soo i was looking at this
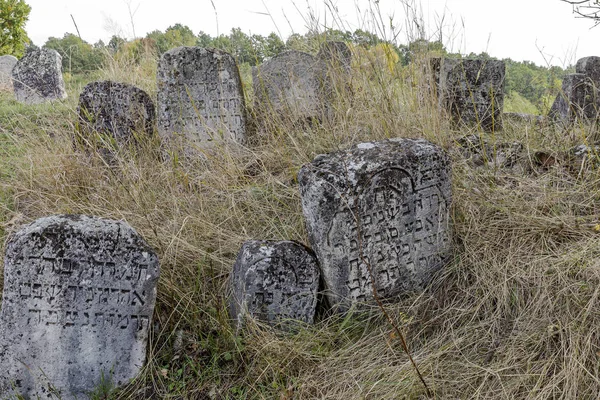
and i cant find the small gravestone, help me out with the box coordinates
[439,58,505,132]
[298,139,452,312]
[253,50,331,123]
[229,240,320,328]
[548,73,594,124]
[0,55,17,92]
[12,47,67,104]
[0,215,159,399]
[318,41,352,73]
[157,47,246,148]
[78,80,156,145]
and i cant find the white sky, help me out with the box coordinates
[24,0,598,67]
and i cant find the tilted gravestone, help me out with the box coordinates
[253,50,331,123]
[318,41,352,74]
[0,55,17,92]
[157,47,246,148]
[298,139,452,313]
[439,58,505,132]
[78,80,156,145]
[12,47,67,104]
[548,73,594,124]
[0,215,159,399]
[229,240,320,329]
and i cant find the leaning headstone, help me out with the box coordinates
[12,47,67,104]
[253,50,331,124]
[229,240,320,329]
[0,215,159,399]
[78,80,156,145]
[318,41,352,73]
[298,139,452,313]
[548,73,594,124]
[0,55,17,92]
[439,58,505,132]
[157,47,246,148]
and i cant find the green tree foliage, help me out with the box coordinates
[0,0,31,57]
[146,23,196,54]
[44,33,105,73]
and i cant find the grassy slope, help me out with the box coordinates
[1,49,600,400]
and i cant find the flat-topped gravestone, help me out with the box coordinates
[12,47,67,104]
[0,55,17,92]
[0,215,159,399]
[157,47,246,148]
[253,50,331,123]
[318,41,352,73]
[298,139,452,313]
[439,58,505,132]
[78,80,156,145]
[548,73,594,124]
[229,240,320,329]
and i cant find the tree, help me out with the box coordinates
[561,0,600,26]
[44,33,105,73]
[0,0,31,57]
[145,24,196,54]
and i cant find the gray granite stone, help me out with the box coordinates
[253,50,331,123]
[78,80,156,145]
[439,58,505,132]
[157,47,246,148]
[548,73,595,124]
[0,55,17,93]
[229,240,320,329]
[12,47,67,104]
[576,56,600,85]
[318,41,352,73]
[0,215,159,399]
[298,139,452,313]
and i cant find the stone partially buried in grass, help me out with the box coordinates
[78,80,156,147]
[298,138,452,313]
[229,240,320,329]
[0,215,160,399]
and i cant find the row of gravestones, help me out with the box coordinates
[0,137,451,399]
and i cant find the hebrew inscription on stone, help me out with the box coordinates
[157,46,246,148]
[0,215,159,399]
[298,139,452,312]
[229,240,320,329]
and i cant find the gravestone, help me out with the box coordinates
[318,41,352,73]
[253,50,331,123]
[229,240,320,329]
[298,139,452,313]
[576,56,600,121]
[12,47,67,104]
[548,73,594,124]
[439,58,505,132]
[0,215,159,399]
[0,55,17,92]
[78,80,156,145]
[157,47,246,148]
[576,56,600,85]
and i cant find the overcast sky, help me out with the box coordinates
[24,0,598,67]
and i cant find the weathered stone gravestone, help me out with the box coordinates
[78,80,156,146]
[576,56,600,85]
[439,58,505,132]
[548,73,595,124]
[12,47,67,104]
[0,215,159,399]
[229,240,320,329]
[298,139,452,313]
[318,41,352,74]
[0,55,17,92]
[157,47,246,148]
[575,56,600,121]
[253,50,331,123]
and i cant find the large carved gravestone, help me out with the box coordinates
[157,47,246,148]
[548,73,594,124]
[0,55,17,92]
[439,58,505,132]
[253,50,331,123]
[78,80,156,145]
[12,47,67,104]
[298,139,452,312]
[0,215,159,399]
[229,240,320,329]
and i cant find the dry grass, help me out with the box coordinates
[2,14,600,400]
